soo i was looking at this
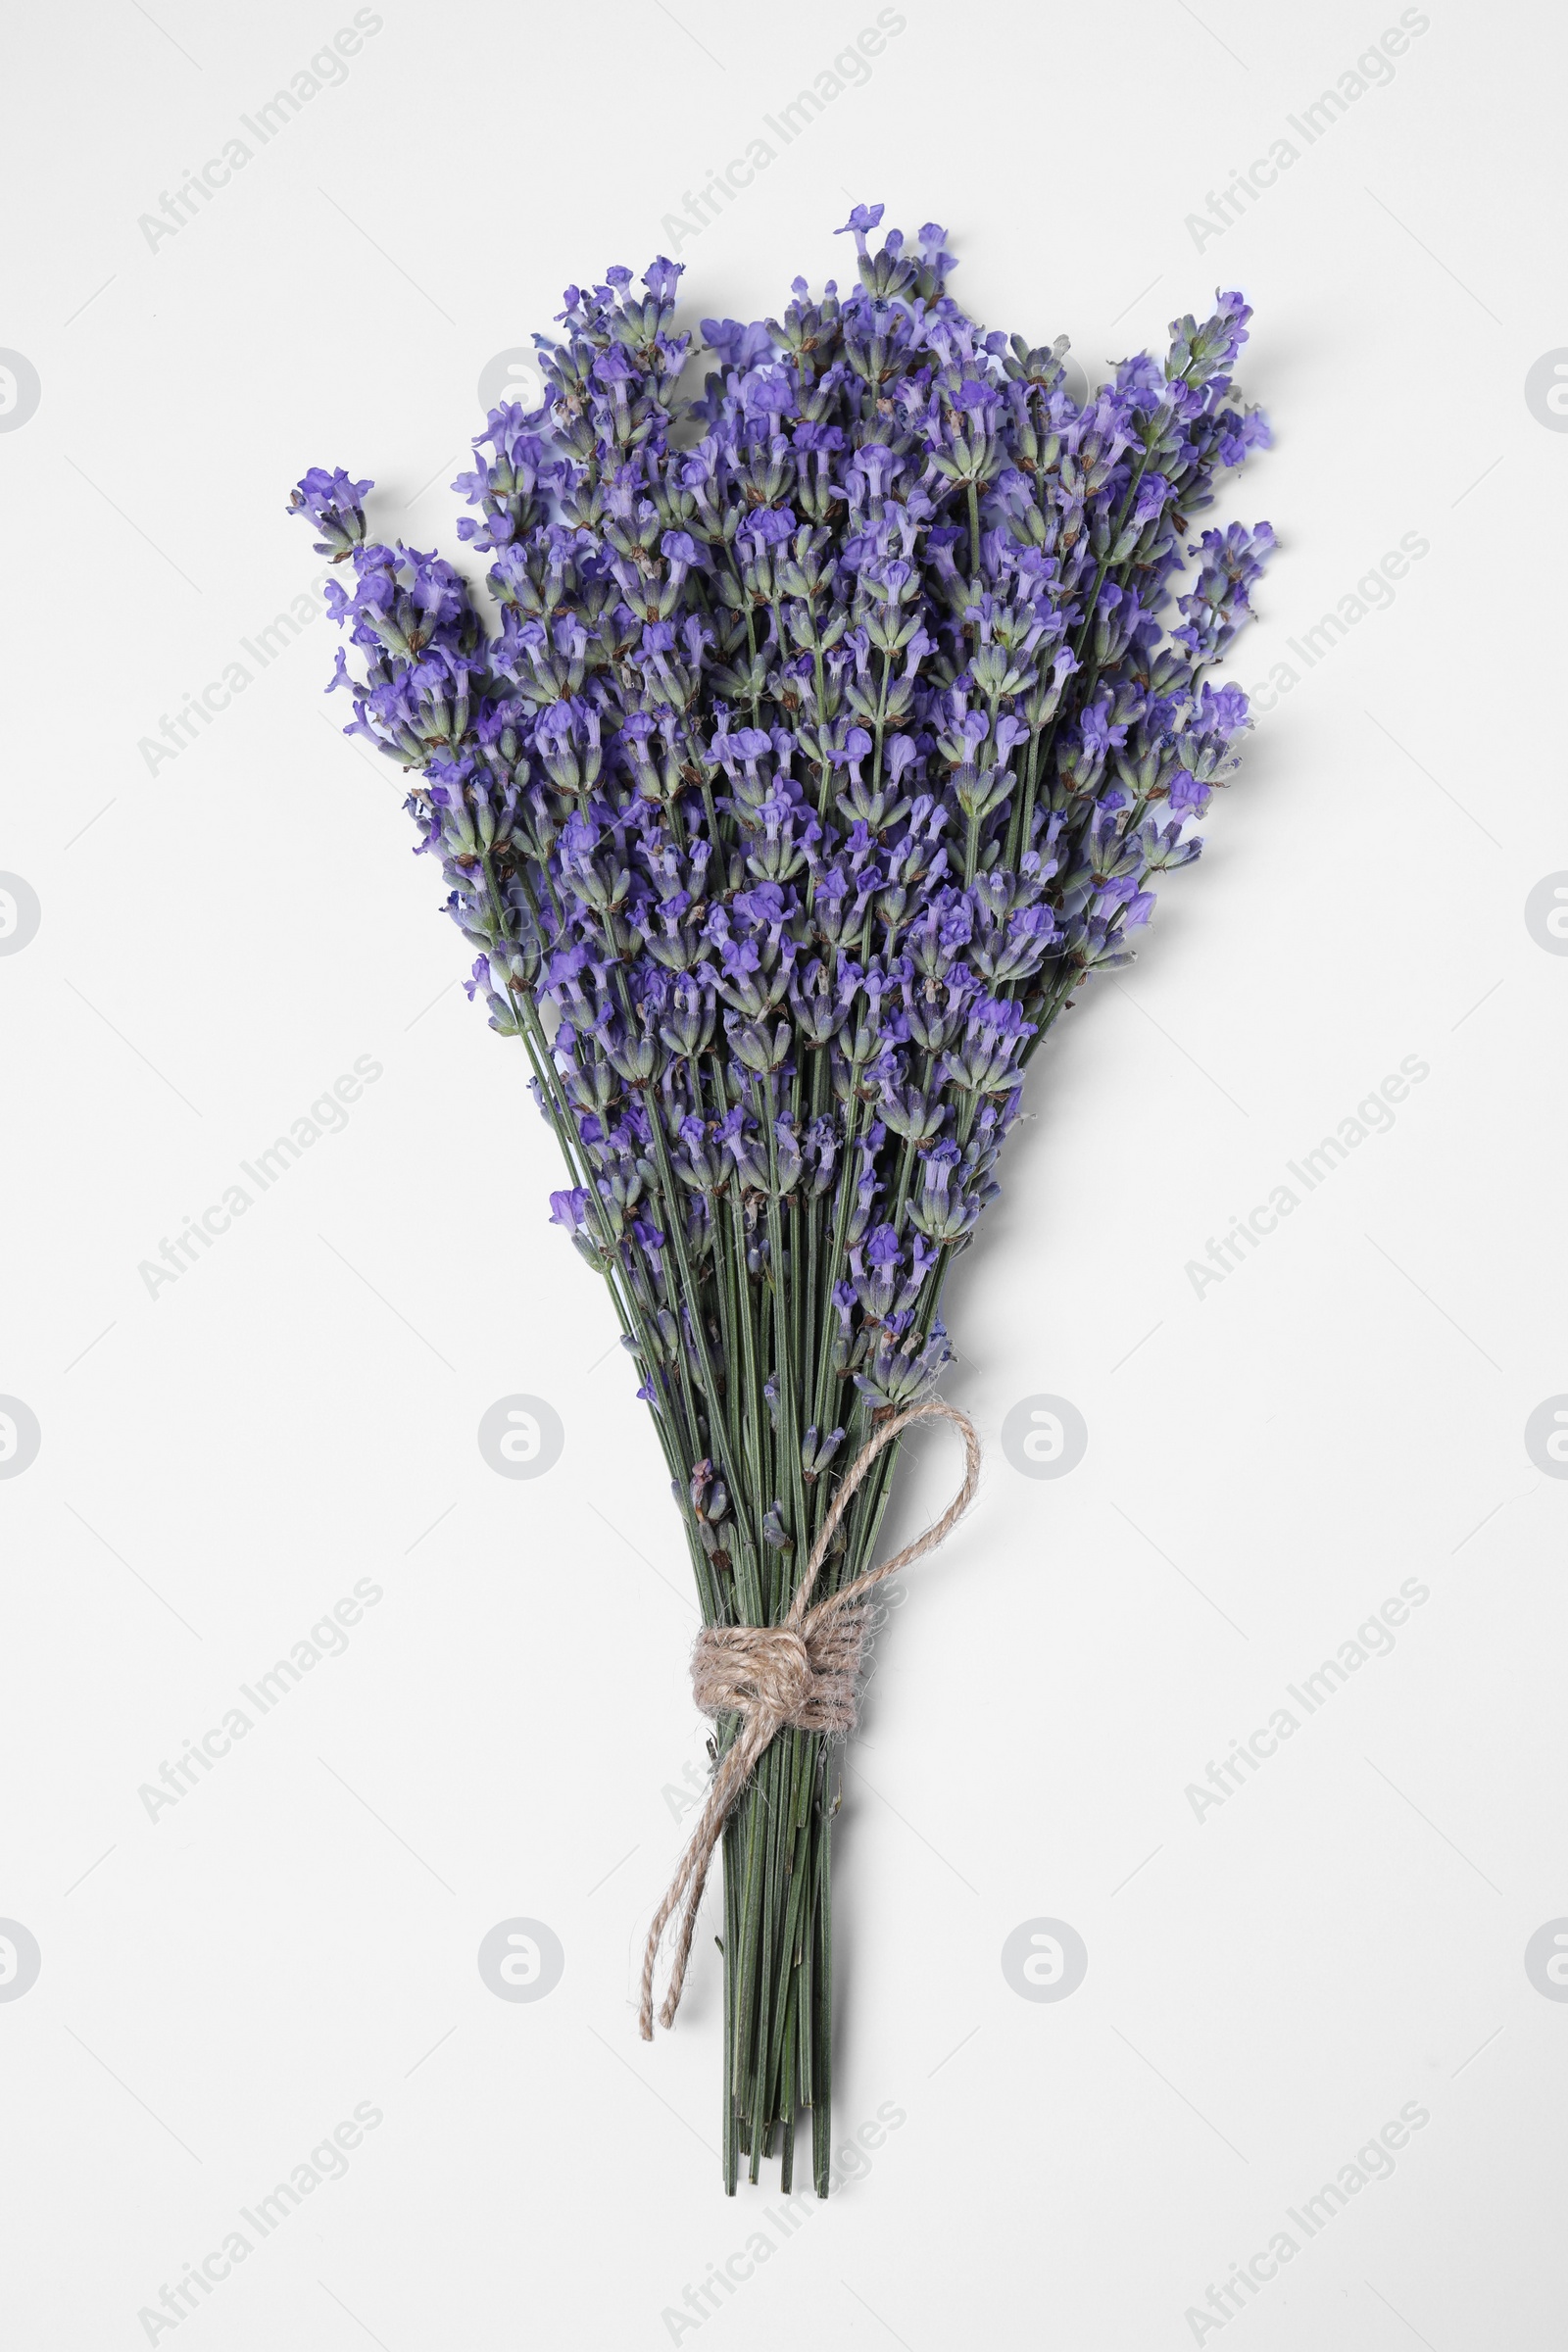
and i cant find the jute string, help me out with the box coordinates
[638,1397,981,2039]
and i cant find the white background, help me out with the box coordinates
[3,1,1565,2344]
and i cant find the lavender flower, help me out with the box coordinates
[293,212,1273,2195]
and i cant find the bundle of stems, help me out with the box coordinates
[292,204,1273,2191]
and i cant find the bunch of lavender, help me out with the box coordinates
[291,205,1272,2196]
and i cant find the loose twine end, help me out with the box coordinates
[638,1396,981,2040]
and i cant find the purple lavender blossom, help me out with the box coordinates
[292,220,1271,1462]
[293,211,1274,2198]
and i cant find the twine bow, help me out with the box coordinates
[638,1396,981,2039]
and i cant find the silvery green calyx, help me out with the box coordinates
[293,206,1273,2196]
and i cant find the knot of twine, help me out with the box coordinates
[639,1397,981,2039]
